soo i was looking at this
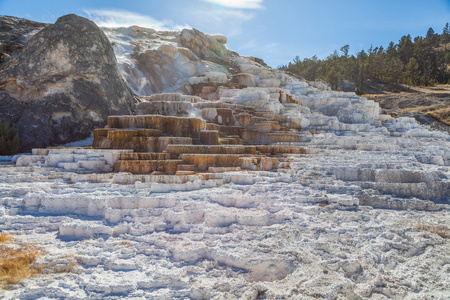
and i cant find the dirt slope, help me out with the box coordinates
[366,85,450,134]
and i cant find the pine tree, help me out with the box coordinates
[398,35,414,64]
[426,27,439,47]
[326,66,339,90]
[442,23,450,47]
[292,56,301,75]
[0,119,23,155]
[404,57,420,85]
[340,45,350,58]
[386,57,404,84]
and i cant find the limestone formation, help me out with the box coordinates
[8,17,449,177]
[90,107,306,174]
[0,14,136,151]
[3,16,450,300]
[105,26,243,96]
[103,24,390,135]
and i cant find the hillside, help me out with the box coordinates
[281,25,450,93]
[0,14,449,299]
[366,84,450,133]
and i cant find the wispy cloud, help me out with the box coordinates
[200,0,264,9]
[239,40,279,52]
[83,9,190,31]
[205,8,256,37]
[185,2,259,38]
[240,39,257,50]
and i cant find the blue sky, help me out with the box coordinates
[1,0,449,67]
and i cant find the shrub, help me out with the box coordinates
[355,89,364,96]
[0,119,23,155]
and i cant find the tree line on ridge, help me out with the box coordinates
[279,24,450,93]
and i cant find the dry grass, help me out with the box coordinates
[0,233,77,289]
[417,224,450,239]
[384,111,404,119]
[0,244,42,288]
[404,104,450,126]
[0,233,13,243]
[367,84,450,127]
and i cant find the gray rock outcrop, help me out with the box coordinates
[0,14,136,151]
[0,15,48,63]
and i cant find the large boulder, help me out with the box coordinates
[0,14,136,151]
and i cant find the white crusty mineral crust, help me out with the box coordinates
[2,26,450,300]
[1,130,449,299]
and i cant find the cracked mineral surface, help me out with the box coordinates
[1,21,449,300]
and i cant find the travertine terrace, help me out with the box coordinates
[90,89,311,175]
[2,23,450,299]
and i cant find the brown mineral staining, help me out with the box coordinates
[114,159,184,175]
[164,145,257,155]
[106,115,206,138]
[90,92,310,175]
[199,130,220,145]
[235,113,252,127]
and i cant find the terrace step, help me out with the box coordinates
[176,164,197,172]
[119,153,171,160]
[114,159,184,174]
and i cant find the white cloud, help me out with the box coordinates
[208,8,255,36]
[83,9,190,31]
[200,0,264,9]
[185,5,256,37]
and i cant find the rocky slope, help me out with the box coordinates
[367,85,450,133]
[2,14,445,151]
[0,15,449,299]
[104,24,450,143]
[0,14,136,151]
[0,15,47,63]
[105,25,383,129]
[103,26,240,95]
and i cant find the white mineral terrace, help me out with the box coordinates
[1,130,449,299]
[1,25,449,299]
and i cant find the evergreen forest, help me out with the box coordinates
[279,24,450,93]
